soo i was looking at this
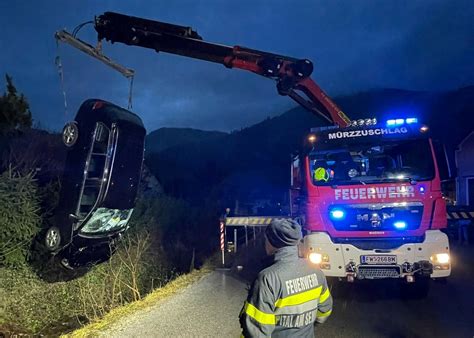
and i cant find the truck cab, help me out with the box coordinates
[292,118,451,283]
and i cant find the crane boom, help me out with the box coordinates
[93,12,350,127]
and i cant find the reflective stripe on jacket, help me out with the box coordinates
[239,246,332,338]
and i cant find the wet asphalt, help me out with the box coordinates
[103,244,474,338]
[102,270,247,337]
[317,244,474,338]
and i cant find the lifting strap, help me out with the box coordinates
[127,75,134,110]
[55,41,68,117]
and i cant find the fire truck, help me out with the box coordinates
[292,121,451,285]
[58,12,451,285]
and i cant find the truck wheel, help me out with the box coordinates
[62,121,79,147]
[45,226,61,251]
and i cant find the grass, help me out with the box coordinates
[64,265,212,337]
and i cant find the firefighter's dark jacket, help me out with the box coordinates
[239,246,333,337]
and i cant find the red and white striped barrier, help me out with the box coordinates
[220,221,225,266]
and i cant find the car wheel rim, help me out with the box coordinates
[63,123,78,146]
[46,229,59,248]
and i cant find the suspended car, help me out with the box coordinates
[44,99,146,268]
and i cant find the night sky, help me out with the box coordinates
[1,0,472,133]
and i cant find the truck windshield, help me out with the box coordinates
[309,139,435,186]
[80,207,133,234]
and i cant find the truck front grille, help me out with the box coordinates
[330,202,423,231]
[333,236,424,250]
[357,266,401,279]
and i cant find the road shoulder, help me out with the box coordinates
[65,267,212,337]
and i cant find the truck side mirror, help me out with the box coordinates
[290,153,302,188]
[432,140,453,181]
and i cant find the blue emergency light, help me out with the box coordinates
[386,117,418,127]
[394,221,407,229]
[330,209,345,220]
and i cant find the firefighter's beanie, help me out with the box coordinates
[266,219,302,248]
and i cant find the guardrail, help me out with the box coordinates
[219,217,268,267]
[225,216,293,227]
[220,216,295,260]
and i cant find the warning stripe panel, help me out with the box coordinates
[225,217,292,226]
[446,211,474,220]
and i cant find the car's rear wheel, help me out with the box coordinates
[62,121,79,147]
[45,226,61,251]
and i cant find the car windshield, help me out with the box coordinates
[309,139,435,186]
[80,207,133,234]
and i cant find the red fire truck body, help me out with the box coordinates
[292,122,451,281]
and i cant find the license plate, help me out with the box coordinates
[361,255,397,264]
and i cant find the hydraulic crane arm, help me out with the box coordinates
[94,11,350,127]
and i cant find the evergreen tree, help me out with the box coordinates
[0,169,41,267]
[0,74,33,135]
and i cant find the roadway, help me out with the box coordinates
[102,243,473,337]
[317,243,474,338]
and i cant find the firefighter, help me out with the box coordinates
[239,219,332,337]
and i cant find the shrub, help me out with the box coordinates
[0,267,80,334]
[0,229,176,334]
[0,174,216,334]
[0,169,41,267]
[75,231,177,322]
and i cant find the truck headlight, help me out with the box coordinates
[309,253,322,264]
[430,253,450,264]
[308,253,329,265]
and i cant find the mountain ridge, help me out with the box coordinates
[146,127,227,154]
[144,86,474,203]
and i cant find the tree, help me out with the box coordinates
[0,74,32,135]
[0,169,41,267]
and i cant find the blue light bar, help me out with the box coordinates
[386,119,405,127]
[394,221,407,229]
[405,118,418,124]
[330,209,345,220]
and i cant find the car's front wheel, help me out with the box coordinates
[45,226,61,251]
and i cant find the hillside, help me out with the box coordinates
[146,127,227,154]
[144,86,474,206]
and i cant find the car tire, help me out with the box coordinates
[45,226,61,251]
[62,121,79,147]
